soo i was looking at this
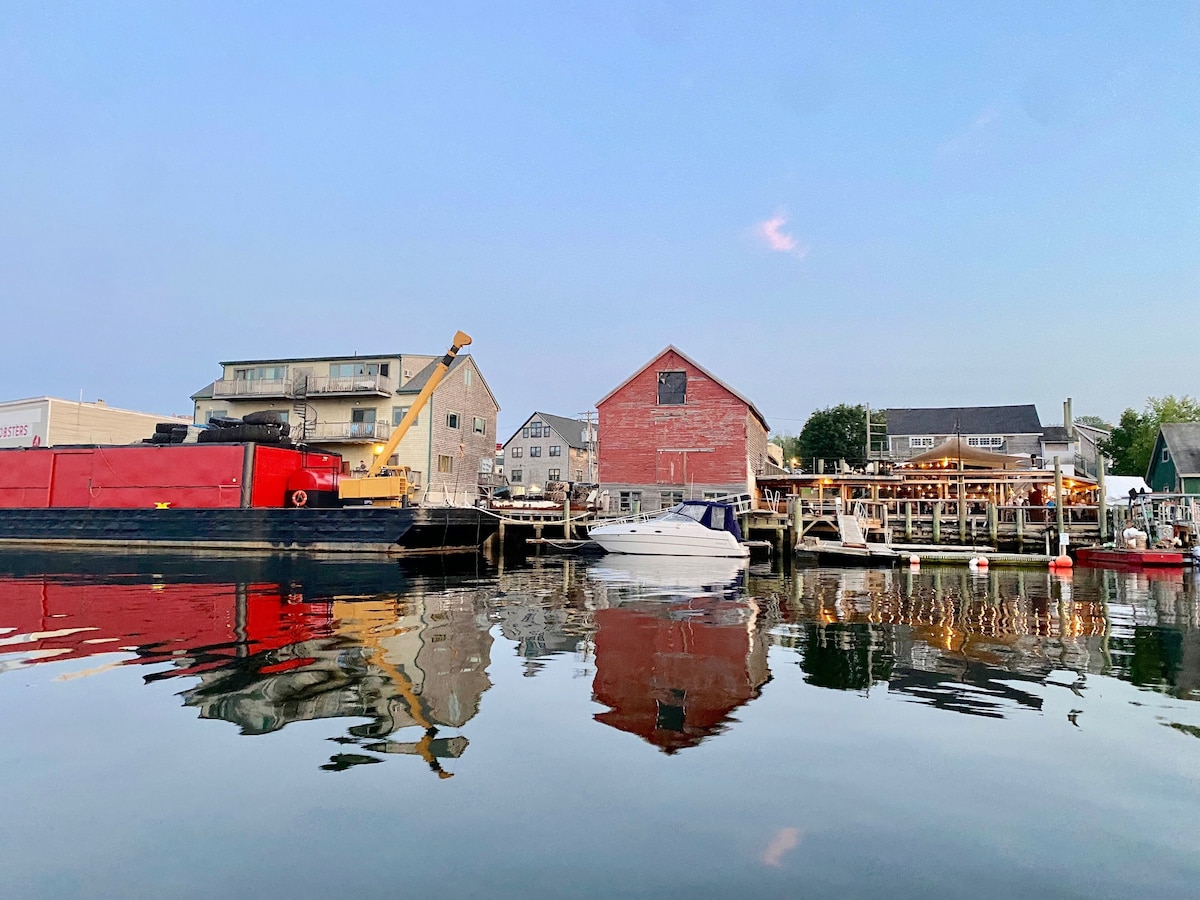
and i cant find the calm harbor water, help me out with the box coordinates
[2,551,1199,899]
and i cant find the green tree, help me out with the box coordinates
[796,404,885,468]
[770,432,803,468]
[1102,395,1200,476]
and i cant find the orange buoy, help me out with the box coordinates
[1054,554,1073,568]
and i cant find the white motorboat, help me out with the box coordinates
[588,499,750,558]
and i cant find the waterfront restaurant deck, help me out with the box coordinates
[754,443,1102,551]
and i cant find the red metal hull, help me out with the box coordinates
[0,443,340,510]
[1076,547,1186,568]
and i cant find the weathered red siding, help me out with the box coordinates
[597,349,767,491]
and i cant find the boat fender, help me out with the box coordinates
[291,490,309,508]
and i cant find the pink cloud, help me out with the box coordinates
[761,827,801,867]
[755,215,809,258]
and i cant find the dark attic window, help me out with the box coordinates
[657,371,686,405]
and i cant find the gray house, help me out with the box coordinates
[884,405,1044,463]
[503,412,597,492]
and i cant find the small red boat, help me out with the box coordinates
[1076,546,1186,568]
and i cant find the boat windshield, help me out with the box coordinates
[649,501,742,540]
[661,504,707,524]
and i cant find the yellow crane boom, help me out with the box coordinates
[337,330,472,506]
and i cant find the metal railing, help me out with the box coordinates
[212,378,292,398]
[304,421,392,441]
[306,374,395,395]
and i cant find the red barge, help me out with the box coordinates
[0,441,496,554]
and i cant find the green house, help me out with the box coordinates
[1146,423,1200,494]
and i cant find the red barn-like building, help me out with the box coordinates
[596,346,770,512]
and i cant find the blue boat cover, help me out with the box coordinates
[668,501,744,542]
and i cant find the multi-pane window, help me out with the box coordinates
[446,413,461,429]
[529,446,542,457]
[549,445,561,456]
[437,455,454,473]
[330,363,380,378]
[657,371,686,405]
[660,490,684,508]
[510,446,523,458]
[547,468,561,481]
[473,416,486,435]
[618,490,642,513]
[909,437,935,448]
[392,406,419,427]
[966,436,1005,448]
[464,369,473,387]
[521,426,530,438]
[510,470,523,483]
[206,409,228,422]
[233,366,287,381]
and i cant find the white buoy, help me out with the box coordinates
[968,556,980,569]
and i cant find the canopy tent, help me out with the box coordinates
[1102,475,1150,503]
[901,436,1027,470]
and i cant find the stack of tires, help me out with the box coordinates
[145,422,191,445]
[197,410,293,446]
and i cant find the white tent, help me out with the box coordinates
[1104,475,1150,503]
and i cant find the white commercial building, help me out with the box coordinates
[0,397,189,449]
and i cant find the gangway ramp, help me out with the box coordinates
[836,514,868,548]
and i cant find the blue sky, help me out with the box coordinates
[1,1,1196,436]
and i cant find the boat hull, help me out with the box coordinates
[1076,547,1186,568]
[0,506,497,555]
[588,522,749,558]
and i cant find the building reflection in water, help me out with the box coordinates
[0,554,493,776]
[763,565,1200,717]
[586,556,771,753]
[2,551,1199,771]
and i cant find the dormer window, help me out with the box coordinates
[657,371,686,405]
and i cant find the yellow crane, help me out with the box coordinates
[337,330,472,507]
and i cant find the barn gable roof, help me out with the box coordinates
[596,345,769,432]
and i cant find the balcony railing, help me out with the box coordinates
[307,374,395,395]
[212,373,396,400]
[305,421,393,442]
[212,378,293,398]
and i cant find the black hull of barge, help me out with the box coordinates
[0,506,497,555]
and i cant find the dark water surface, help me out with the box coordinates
[2,551,1199,899]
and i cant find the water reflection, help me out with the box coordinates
[0,553,492,776]
[1,551,1198,774]
[764,566,1200,717]
[586,556,768,753]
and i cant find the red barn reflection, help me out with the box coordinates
[591,599,769,753]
